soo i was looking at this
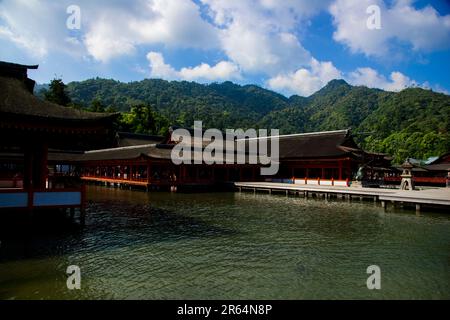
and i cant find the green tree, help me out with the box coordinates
[44,78,71,106]
[119,104,169,136]
[89,98,106,113]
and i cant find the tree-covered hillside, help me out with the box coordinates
[38,78,450,163]
[64,78,289,129]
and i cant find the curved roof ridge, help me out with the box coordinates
[238,129,349,141]
[85,144,157,154]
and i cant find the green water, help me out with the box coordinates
[0,186,449,299]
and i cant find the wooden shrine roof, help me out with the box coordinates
[271,129,358,159]
[116,132,164,147]
[49,129,363,163]
[0,76,117,122]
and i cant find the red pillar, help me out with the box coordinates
[33,143,48,189]
[23,145,33,189]
[147,162,151,183]
[41,143,48,189]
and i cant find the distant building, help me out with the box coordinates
[379,153,450,187]
[47,127,391,191]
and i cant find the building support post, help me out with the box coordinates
[415,203,421,213]
[80,208,86,226]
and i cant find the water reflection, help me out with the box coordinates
[0,186,449,299]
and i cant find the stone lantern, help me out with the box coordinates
[400,159,414,190]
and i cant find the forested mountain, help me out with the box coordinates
[37,78,450,163]
[63,78,290,129]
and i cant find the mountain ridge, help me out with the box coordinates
[36,78,450,163]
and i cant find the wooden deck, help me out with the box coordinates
[81,176,150,187]
[234,182,450,212]
[80,175,215,189]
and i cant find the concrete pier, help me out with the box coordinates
[235,182,450,212]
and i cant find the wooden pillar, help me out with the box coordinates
[181,165,186,183]
[338,161,343,180]
[321,167,325,179]
[347,160,351,180]
[23,145,33,189]
[31,143,48,189]
[178,165,183,183]
[80,184,86,226]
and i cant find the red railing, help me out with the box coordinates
[292,177,350,187]
[383,176,446,184]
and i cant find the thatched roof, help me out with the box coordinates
[49,144,179,163]
[49,129,361,163]
[273,129,357,159]
[0,76,116,121]
[116,132,164,147]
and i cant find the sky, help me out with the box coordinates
[0,0,449,97]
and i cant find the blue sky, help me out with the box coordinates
[0,0,449,97]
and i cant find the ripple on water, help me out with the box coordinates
[0,186,449,299]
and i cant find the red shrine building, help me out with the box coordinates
[1,60,447,215]
[0,61,116,219]
[47,127,389,191]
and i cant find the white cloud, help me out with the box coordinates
[84,16,137,62]
[0,0,219,62]
[0,0,84,58]
[267,58,342,96]
[0,0,447,95]
[147,51,241,82]
[179,61,241,81]
[0,25,47,57]
[267,61,421,96]
[201,0,331,75]
[84,0,219,62]
[348,67,416,91]
[146,51,179,80]
[330,0,450,57]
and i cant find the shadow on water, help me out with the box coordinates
[0,199,236,263]
[1,186,449,299]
